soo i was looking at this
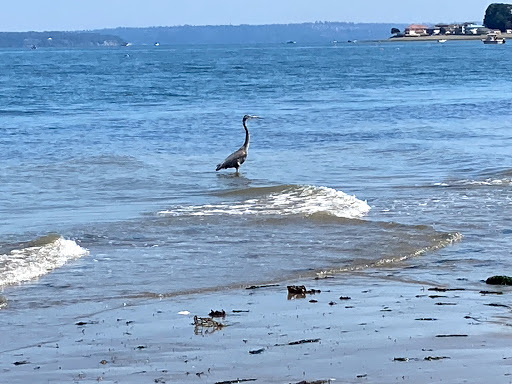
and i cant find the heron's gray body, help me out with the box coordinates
[215,146,248,172]
[216,115,259,173]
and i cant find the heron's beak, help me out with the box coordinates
[251,115,262,119]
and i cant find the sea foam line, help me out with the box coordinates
[435,178,512,187]
[316,231,463,278]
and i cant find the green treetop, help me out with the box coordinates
[484,3,512,31]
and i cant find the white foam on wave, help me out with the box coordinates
[158,185,371,219]
[461,178,512,186]
[435,178,512,187]
[0,237,89,286]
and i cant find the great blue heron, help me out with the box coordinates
[216,115,260,173]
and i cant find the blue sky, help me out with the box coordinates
[0,0,498,31]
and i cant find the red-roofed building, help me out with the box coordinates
[405,24,429,36]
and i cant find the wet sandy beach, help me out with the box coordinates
[2,269,512,384]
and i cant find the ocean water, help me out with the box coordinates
[0,41,511,315]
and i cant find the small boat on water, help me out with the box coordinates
[438,39,447,43]
[482,32,506,44]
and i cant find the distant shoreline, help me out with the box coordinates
[384,33,512,42]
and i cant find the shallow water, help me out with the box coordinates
[0,41,511,313]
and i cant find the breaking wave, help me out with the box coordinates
[158,185,371,219]
[0,234,89,286]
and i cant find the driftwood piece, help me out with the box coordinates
[436,334,468,338]
[289,338,320,345]
[275,338,321,347]
[428,287,465,292]
[13,360,29,366]
[425,356,450,361]
[294,380,331,384]
[246,284,279,290]
[480,290,503,295]
[215,379,257,384]
[75,321,98,326]
[393,356,450,362]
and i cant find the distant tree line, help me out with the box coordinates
[0,22,414,48]
[0,31,126,48]
[98,22,408,45]
[484,3,512,31]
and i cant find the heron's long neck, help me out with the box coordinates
[243,121,250,150]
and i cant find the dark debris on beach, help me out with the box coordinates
[394,356,451,362]
[480,290,503,295]
[13,360,30,366]
[293,380,332,384]
[246,284,279,290]
[215,379,257,384]
[275,338,321,347]
[287,285,321,295]
[428,287,465,292]
[436,334,468,338]
[287,285,322,300]
[209,309,226,317]
[75,320,99,326]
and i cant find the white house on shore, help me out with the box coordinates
[404,24,429,36]
[400,22,492,38]
[463,23,486,34]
